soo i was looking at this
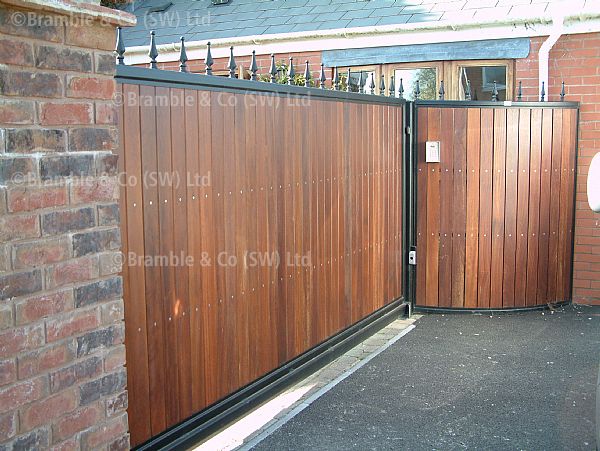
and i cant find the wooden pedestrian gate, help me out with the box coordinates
[413,102,578,309]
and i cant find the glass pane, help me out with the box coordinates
[348,70,375,93]
[394,68,437,101]
[460,66,507,101]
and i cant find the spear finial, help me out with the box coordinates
[148,30,158,69]
[319,63,326,89]
[178,36,188,73]
[115,26,126,65]
[227,46,237,78]
[560,81,566,101]
[205,41,213,75]
[287,57,295,85]
[269,54,277,83]
[249,50,258,81]
[439,80,445,100]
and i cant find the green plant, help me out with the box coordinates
[257,61,315,87]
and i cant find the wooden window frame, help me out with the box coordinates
[449,59,514,101]
[339,64,381,92]
[384,62,443,100]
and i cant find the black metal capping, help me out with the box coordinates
[560,81,566,101]
[491,80,499,102]
[179,37,188,73]
[304,60,311,87]
[205,42,213,75]
[269,54,277,83]
[399,78,404,100]
[438,80,445,100]
[517,80,522,101]
[249,50,258,81]
[115,26,125,65]
[379,74,385,96]
[540,81,546,102]
[465,79,472,101]
[414,80,420,100]
[319,63,326,89]
[369,73,375,95]
[389,75,395,98]
[227,46,236,78]
[148,31,158,69]
[288,58,295,85]
[346,68,352,92]
[333,67,340,91]
[358,71,364,94]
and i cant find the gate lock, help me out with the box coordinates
[408,250,417,266]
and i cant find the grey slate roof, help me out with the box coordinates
[122,0,556,47]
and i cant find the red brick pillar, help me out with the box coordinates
[0,0,135,449]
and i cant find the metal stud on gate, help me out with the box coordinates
[115,26,125,65]
[491,80,499,101]
[288,57,295,85]
[414,79,420,100]
[227,46,237,78]
[389,75,395,97]
[439,80,445,100]
[319,63,326,89]
[178,36,188,73]
[465,79,472,101]
[269,54,277,82]
[540,81,546,102]
[304,61,311,87]
[148,30,158,69]
[369,73,375,95]
[517,80,522,101]
[379,74,386,96]
[249,50,258,81]
[205,41,213,75]
[398,78,404,99]
[560,81,566,101]
[333,67,340,91]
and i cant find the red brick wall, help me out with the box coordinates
[516,33,600,305]
[0,1,135,448]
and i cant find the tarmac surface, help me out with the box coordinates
[252,305,600,451]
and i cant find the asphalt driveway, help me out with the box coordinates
[251,305,600,451]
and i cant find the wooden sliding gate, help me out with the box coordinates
[116,68,405,446]
[415,102,578,309]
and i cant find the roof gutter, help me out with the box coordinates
[123,6,600,65]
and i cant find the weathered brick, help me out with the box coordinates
[53,404,103,442]
[95,53,116,76]
[0,213,39,243]
[49,355,102,394]
[0,410,17,442]
[0,244,11,274]
[35,45,92,72]
[96,102,118,125]
[0,69,62,98]
[67,76,115,100]
[79,371,126,405]
[46,308,99,343]
[0,358,16,386]
[95,152,118,176]
[80,414,127,450]
[0,269,43,301]
[14,289,74,325]
[0,156,37,184]
[20,389,78,431]
[76,325,123,358]
[6,427,50,450]
[105,391,127,417]
[0,37,33,66]
[12,237,70,269]
[7,184,67,213]
[18,340,76,380]
[40,154,94,181]
[41,207,95,236]
[46,255,99,288]
[0,322,44,358]
[6,128,66,153]
[73,228,120,257]
[99,252,122,277]
[66,23,115,52]
[0,9,62,42]
[69,128,116,152]
[49,436,79,451]
[40,102,94,126]
[0,100,35,125]
[74,276,122,308]
[99,300,124,327]
[98,204,119,226]
[0,376,46,411]
[70,177,118,204]
[0,305,12,330]
[103,344,125,373]
[108,433,130,451]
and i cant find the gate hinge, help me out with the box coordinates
[408,250,417,266]
[405,126,412,135]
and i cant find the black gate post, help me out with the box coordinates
[403,101,418,313]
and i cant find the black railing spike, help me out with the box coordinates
[115,26,126,65]
[369,73,375,95]
[389,75,395,97]
[379,74,386,96]
[304,60,311,87]
[358,71,364,93]
[205,41,213,75]
[287,57,295,85]
[319,63,326,89]
[473,89,478,101]
[333,67,340,91]
[414,80,420,100]
[560,81,566,101]
[540,81,546,102]
[249,50,258,81]
[439,80,445,100]
[517,80,522,101]
[399,78,404,99]
[269,54,277,83]
[227,46,237,78]
[346,68,352,92]
[148,31,158,69]
[178,37,188,73]
[465,79,472,101]
[492,80,499,101]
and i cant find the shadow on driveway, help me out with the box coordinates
[252,305,600,451]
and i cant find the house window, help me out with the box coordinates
[340,65,379,92]
[456,62,511,101]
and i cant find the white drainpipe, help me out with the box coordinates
[538,8,565,100]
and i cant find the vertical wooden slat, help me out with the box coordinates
[503,108,519,308]
[547,109,563,303]
[490,108,506,309]
[425,108,441,307]
[465,108,480,308]
[451,108,467,308]
[438,108,454,308]
[560,109,577,301]
[416,107,428,306]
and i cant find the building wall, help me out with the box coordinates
[0,1,135,449]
